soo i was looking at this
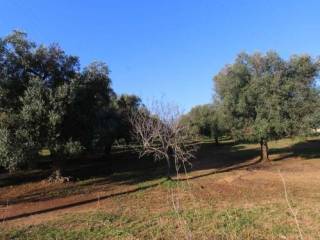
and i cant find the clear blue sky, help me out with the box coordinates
[1,0,320,111]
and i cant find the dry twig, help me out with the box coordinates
[278,169,303,240]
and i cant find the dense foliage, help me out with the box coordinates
[181,103,227,144]
[214,52,320,160]
[1,31,320,173]
[0,31,140,173]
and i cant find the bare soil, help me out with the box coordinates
[1,138,320,239]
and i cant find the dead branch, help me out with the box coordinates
[129,100,198,177]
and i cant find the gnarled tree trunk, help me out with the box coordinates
[48,158,70,183]
[260,138,269,162]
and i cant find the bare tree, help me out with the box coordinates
[129,100,197,178]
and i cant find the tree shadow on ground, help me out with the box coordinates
[0,141,263,222]
[1,138,320,209]
[0,149,159,188]
[270,138,320,161]
[1,178,168,222]
[0,148,167,206]
[172,141,261,181]
[190,141,260,170]
[180,138,320,181]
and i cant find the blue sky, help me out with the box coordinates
[1,0,320,111]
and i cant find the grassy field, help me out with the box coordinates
[1,137,320,239]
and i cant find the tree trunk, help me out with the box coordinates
[49,158,69,183]
[166,157,172,180]
[105,143,112,155]
[215,136,219,145]
[51,167,63,180]
[260,139,269,162]
[104,144,114,174]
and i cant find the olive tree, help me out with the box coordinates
[214,52,319,161]
[62,62,117,154]
[0,31,142,177]
[0,31,116,176]
[114,94,142,144]
[0,31,81,172]
[181,103,227,144]
[19,77,83,180]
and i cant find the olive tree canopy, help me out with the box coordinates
[214,52,319,161]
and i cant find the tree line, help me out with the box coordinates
[1,31,319,178]
[183,52,320,161]
[0,31,141,179]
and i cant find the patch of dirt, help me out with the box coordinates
[0,182,136,227]
[2,148,320,229]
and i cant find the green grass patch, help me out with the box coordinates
[1,204,304,240]
[1,212,134,240]
[161,178,188,190]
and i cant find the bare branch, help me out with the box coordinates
[129,100,198,177]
